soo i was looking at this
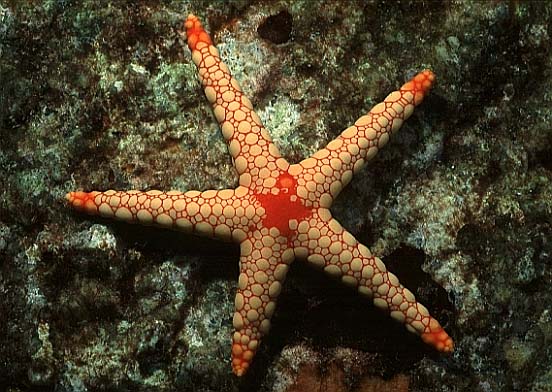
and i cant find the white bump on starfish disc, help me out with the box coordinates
[246,309,259,322]
[156,214,173,226]
[347,143,360,155]
[391,118,403,133]
[313,148,330,159]
[214,224,231,239]
[353,158,364,174]
[372,273,384,286]
[98,203,112,217]
[200,203,211,218]
[150,197,162,210]
[341,126,356,138]
[329,180,341,197]
[235,293,245,310]
[253,271,268,284]
[392,293,404,306]
[378,133,390,148]
[307,254,325,268]
[370,102,386,114]
[205,86,217,103]
[403,288,416,302]
[355,115,371,126]
[223,205,235,219]
[274,264,288,280]
[238,273,248,290]
[221,121,234,139]
[251,284,263,296]
[135,209,152,223]
[228,139,241,158]
[377,283,390,296]
[376,115,389,128]
[195,222,213,236]
[281,249,294,264]
[350,258,363,272]
[115,207,132,221]
[269,159,285,172]
[233,312,244,329]
[108,195,120,207]
[411,320,425,333]
[265,302,276,318]
[406,306,418,319]
[388,272,399,286]
[358,286,373,297]
[239,174,252,187]
[257,256,270,268]
[365,128,377,140]
[385,91,401,102]
[341,275,357,287]
[326,138,343,151]
[341,250,353,264]
[324,264,341,277]
[269,281,281,297]
[240,239,253,256]
[319,236,331,248]
[373,298,388,310]
[249,297,262,309]
[186,201,199,216]
[328,219,343,234]
[175,218,192,231]
[391,310,406,323]
[374,257,386,272]
[237,120,251,133]
[259,319,271,334]
[417,303,430,317]
[213,105,225,123]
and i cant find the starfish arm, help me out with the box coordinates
[231,231,295,376]
[65,187,255,242]
[296,70,435,208]
[298,213,454,353]
[184,14,289,190]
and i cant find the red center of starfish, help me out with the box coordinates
[254,171,312,236]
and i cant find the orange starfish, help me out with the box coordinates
[66,14,453,376]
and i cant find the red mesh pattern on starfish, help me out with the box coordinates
[66,13,453,377]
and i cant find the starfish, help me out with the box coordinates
[66,14,453,376]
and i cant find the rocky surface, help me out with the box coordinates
[1,1,551,391]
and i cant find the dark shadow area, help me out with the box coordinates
[239,245,456,389]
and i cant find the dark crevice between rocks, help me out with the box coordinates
[257,10,293,45]
[529,145,552,172]
[385,246,456,335]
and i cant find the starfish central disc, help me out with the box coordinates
[254,172,312,236]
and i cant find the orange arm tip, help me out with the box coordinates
[184,13,212,52]
[421,327,454,353]
[66,191,99,214]
[401,70,436,105]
